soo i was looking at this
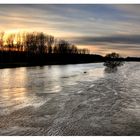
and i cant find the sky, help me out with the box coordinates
[0,4,140,56]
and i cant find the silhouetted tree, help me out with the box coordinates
[56,40,70,54]
[0,31,90,56]
[16,32,24,51]
[46,35,54,54]
[6,33,16,51]
[36,32,47,54]
[70,45,78,54]
[104,52,124,73]
[81,48,90,54]
[105,52,120,60]
[25,32,38,53]
[53,39,59,54]
[0,32,4,51]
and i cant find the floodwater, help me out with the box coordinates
[0,62,140,135]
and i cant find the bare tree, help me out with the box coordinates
[0,31,90,56]
[0,32,4,51]
[46,35,54,54]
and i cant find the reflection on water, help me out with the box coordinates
[104,66,118,73]
[0,63,104,114]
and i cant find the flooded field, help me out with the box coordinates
[0,62,140,135]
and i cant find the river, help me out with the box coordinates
[0,62,140,135]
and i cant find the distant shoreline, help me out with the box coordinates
[0,60,140,69]
[0,61,104,69]
[0,51,104,69]
[0,51,140,69]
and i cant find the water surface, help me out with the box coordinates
[0,62,140,135]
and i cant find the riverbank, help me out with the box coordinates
[0,61,103,69]
[0,51,104,69]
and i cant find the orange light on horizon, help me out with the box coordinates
[78,45,100,53]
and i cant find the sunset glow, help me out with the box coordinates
[0,5,140,56]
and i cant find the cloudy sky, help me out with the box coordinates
[0,4,140,56]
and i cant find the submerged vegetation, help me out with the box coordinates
[104,52,124,73]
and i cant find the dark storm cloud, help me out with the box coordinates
[69,34,140,46]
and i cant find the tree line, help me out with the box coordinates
[0,32,90,55]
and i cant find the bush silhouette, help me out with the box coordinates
[104,52,124,73]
